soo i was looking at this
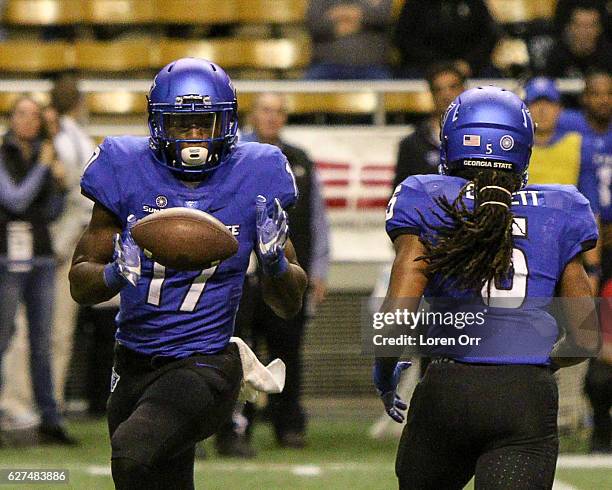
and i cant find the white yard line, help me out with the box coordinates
[291,465,322,477]
[81,455,612,477]
[557,455,612,468]
[553,481,579,490]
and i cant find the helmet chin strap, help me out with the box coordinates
[181,146,208,166]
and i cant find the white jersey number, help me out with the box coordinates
[146,263,218,312]
[386,185,402,221]
[481,217,528,308]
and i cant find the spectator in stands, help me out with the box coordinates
[393,0,500,78]
[48,74,96,261]
[217,93,329,453]
[556,70,611,254]
[544,2,612,77]
[64,299,118,417]
[554,0,610,45]
[305,0,393,80]
[393,62,466,189]
[556,69,612,454]
[526,78,598,194]
[44,75,117,418]
[0,96,75,445]
[558,69,612,140]
[585,278,612,453]
[525,77,602,291]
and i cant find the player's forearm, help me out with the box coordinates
[69,261,118,305]
[261,263,308,319]
[553,298,601,368]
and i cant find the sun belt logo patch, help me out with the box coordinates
[156,195,168,208]
[500,135,514,151]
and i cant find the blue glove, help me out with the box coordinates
[256,195,289,277]
[103,220,141,291]
[373,359,412,423]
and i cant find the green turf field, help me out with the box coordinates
[0,417,610,489]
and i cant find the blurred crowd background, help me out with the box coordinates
[0,0,609,463]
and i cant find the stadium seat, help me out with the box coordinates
[0,41,75,72]
[238,91,387,116]
[288,93,378,115]
[4,0,83,25]
[238,92,378,115]
[0,91,50,114]
[159,38,309,71]
[391,0,406,19]
[86,91,148,115]
[486,0,557,24]
[236,92,255,113]
[156,0,238,24]
[491,38,530,71]
[235,0,307,24]
[384,92,433,115]
[75,40,155,72]
[84,0,157,25]
[247,39,310,70]
[159,39,247,68]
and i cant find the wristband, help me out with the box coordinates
[373,358,397,395]
[103,262,126,293]
[262,252,289,278]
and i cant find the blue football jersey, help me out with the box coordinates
[386,174,598,365]
[81,137,298,357]
[582,135,612,224]
[557,109,611,222]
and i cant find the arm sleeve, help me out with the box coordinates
[385,176,432,241]
[0,160,49,214]
[80,140,123,219]
[309,170,330,280]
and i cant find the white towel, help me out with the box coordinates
[229,337,286,403]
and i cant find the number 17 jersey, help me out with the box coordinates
[81,136,298,358]
[385,174,598,364]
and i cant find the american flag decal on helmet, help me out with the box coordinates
[463,135,481,146]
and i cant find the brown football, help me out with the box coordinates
[131,208,239,271]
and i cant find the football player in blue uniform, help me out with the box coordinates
[69,58,307,490]
[374,87,600,489]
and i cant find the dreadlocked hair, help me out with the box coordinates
[417,168,522,292]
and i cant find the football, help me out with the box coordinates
[131,208,239,271]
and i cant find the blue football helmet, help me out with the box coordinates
[148,58,238,178]
[439,86,535,188]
